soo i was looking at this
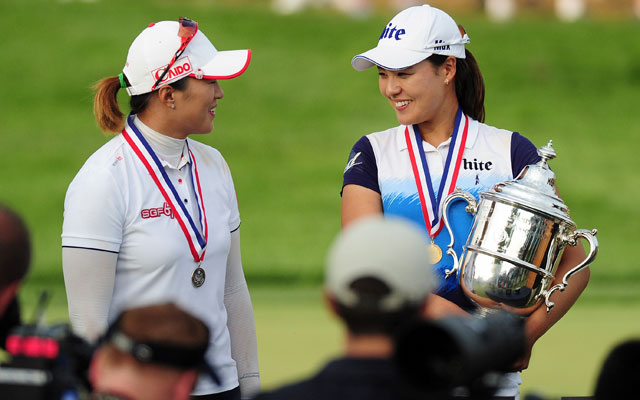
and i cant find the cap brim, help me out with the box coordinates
[352,45,432,71]
[194,49,252,80]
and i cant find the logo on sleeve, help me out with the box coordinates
[344,151,363,173]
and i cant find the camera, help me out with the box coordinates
[0,293,94,399]
[393,309,526,398]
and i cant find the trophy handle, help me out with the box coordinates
[442,189,478,279]
[543,229,598,312]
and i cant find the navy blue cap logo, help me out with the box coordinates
[379,23,406,41]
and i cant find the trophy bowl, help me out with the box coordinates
[442,141,598,316]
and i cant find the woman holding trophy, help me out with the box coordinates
[341,4,591,398]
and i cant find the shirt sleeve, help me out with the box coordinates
[221,155,241,232]
[62,164,124,252]
[224,229,260,399]
[62,247,117,343]
[511,132,542,178]
[341,136,379,195]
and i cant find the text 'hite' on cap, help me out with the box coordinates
[352,4,470,71]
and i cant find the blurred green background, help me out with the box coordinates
[1,0,639,398]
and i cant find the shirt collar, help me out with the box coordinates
[396,115,479,152]
[132,115,190,170]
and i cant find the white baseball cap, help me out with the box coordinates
[326,216,436,312]
[352,5,470,71]
[123,20,251,96]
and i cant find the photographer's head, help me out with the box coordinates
[594,338,640,399]
[0,204,31,316]
[90,303,213,400]
[325,216,435,353]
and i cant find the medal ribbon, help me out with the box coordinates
[122,115,208,263]
[405,108,469,238]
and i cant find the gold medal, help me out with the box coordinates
[192,266,206,288]
[428,242,442,264]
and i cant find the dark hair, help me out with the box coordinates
[427,50,485,123]
[0,205,31,288]
[117,303,208,347]
[594,339,640,399]
[92,75,189,133]
[334,277,422,335]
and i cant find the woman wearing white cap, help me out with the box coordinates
[341,5,589,398]
[62,18,259,399]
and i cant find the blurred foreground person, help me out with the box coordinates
[0,204,31,349]
[593,338,640,400]
[90,303,215,400]
[254,216,436,400]
[62,17,258,398]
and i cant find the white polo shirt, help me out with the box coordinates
[343,116,540,309]
[62,118,241,394]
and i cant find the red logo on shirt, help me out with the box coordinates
[141,202,175,219]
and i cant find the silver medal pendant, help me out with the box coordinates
[192,266,206,288]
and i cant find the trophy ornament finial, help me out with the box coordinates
[497,139,567,218]
[537,140,557,165]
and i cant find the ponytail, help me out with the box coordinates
[92,75,190,133]
[427,50,486,123]
[93,76,125,133]
[454,49,485,123]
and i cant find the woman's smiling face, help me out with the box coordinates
[173,78,225,137]
[378,59,449,126]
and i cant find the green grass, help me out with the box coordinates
[2,0,640,397]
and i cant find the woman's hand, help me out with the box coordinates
[510,333,535,371]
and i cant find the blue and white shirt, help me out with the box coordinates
[342,116,540,309]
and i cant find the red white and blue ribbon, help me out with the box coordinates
[405,108,469,238]
[122,115,208,263]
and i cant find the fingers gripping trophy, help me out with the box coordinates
[442,141,598,316]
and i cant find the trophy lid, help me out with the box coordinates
[486,140,573,223]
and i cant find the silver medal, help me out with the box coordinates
[192,266,206,288]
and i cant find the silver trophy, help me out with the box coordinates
[442,141,598,315]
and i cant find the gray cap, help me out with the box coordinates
[325,216,436,312]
